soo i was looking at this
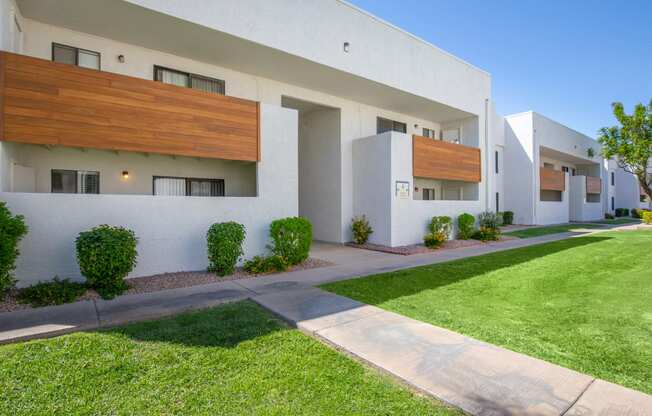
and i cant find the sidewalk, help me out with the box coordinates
[1,227,650,415]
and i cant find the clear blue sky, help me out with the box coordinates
[348,0,652,138]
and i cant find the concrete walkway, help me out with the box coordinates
[1,227,651,415]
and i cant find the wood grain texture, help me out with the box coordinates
[0,52,260,161]
[412,135,481,182]
[540,167,565,191]
[586,176,602,194]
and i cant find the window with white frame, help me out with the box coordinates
[51,170,99,194]
[52,43,100,70]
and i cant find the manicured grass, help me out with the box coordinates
[503,223,604,238]
[322,231,652,394]
[0,301,460,416]
[593,218,641,225]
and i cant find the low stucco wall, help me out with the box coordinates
[3,104,298,287]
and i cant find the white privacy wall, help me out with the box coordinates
[503,113,536,225]
[353,132,484,247]
[569,176,603,222]
[3,104,298,287]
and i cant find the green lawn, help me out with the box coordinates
[0,301,459,416]
[593,218,641,225]
[322,230,652,395]
[503,223,604,238]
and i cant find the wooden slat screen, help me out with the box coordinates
[0,52,260,161]
[412,135,481,182]
[540,167,565,191]
[586,176,602,195]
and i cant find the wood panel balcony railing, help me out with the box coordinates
[0,51,260,161]
[540,167,565,191]
[586,176,602,195]
[412,135,481,182]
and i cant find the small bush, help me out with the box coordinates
[207,222,246,277]
[351,215,373,245]
[428,216,452,236]
[615,208,630,217]
[478,211,503,229]
[424,231,447,248]
[0,202,28,294]
[605,213,615,220]
[269,217,312,265]
[17,277,87,307]
[631,209,641,219]
[76,225,137,299]
[243,255,288,274]
[472,226,501,242]
[456,213,475,240]
[643,211,652,225]
[501,211,514,225]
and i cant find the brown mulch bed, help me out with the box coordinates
[0,257,333,314]
[347,236,519,256]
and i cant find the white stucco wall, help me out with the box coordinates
[569,176,603,222]
[0,0,23,53]
[503,113,535,224]
[2,143,257,196]
[298,108,342,242]
[3,104,298,287]
[17,18,468,243]
[353,132,484,247]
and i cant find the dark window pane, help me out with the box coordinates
[377,117,393,134]
[393,121,407,134]
[191,75,225,95]
[51,170,77,193]
[79,171,99,194]
[53,44,76,65]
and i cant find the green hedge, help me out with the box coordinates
[643,211,652,225]
[207,222,246,276]
[501,211,514,225]
[76,225,137,299]
[269,217,312,265]
[17,277,87,307]
[0,202,28,294]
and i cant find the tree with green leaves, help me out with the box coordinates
[598,101,652,200]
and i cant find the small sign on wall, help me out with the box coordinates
[395,181,410,199]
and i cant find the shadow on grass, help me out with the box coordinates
[323,235,613,304]
[96,300,287,348]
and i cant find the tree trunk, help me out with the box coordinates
[638,175,652,203]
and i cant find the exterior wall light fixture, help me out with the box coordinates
[122,170,129,179]
[343,42,350,53]
[117,54,125,63]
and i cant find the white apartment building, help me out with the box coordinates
[0,0,646,286]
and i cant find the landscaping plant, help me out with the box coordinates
[0,202,28,294]
[501,211,514,225]
[456,213,475,240]
[76,225,138,299]
[17,277,87,307]
[351,215,373,245]
[269,217,312,265]
[243,255,288,274]
[605,213,615,220]
[207,222,246,276]
[472,211,502,241]
[643,211,652,225]
[424,216,452,249]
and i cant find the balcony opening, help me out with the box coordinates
[282,96,342,242]
[586,193,601,203]
[413,177,479,201]
[540,190,563,202]
[0,143,257,197]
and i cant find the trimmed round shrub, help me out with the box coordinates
[0,202,28,294]
[351,215,373,245]
[269,217,312,265]
[643,211,652,225]
[457,213,475,240]
[428,216,452,236]
[76,225,137,299]
[501,211,514,225]
[207,222,246,276]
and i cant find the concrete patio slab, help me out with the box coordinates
[252,287,383,333]
[96,281,249,326]
[565,380,652,416]
[315,307,594,416]
[0,300,97,343]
